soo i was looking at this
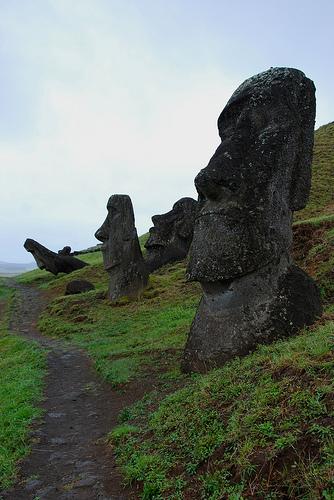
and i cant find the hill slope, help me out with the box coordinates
[7,122,334,498]
[295,122,334,221]
[16,212,333,498]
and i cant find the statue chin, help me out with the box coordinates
[182,67,321,372]
[144,197,197,272]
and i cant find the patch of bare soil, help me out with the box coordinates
[0,282,151,499]
[292,220,334,266]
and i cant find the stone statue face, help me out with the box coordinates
[24,238,51,271]
[145,198,197,252]
[95,194,135,271]
[187,68,315,282]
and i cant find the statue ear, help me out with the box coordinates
[289,131,313,211]
[289,78,315,212]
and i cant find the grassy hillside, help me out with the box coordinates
[11,123,334,498]
[295,122,334,221]
[0,281,45,488]
[21,213,333,498]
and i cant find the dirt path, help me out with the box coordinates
[1,282,139,500]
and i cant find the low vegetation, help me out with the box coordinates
[38,261,200,386]
[20,213,334,498]
[295,122,334,221]
[0,281,45,489]
[110,318,334,499]
[293,215,334,303]
[11,123,334,497]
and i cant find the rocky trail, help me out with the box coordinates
[1,282,140,500]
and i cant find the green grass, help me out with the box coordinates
[295,122,334,221]
[110,319,334,499]
[293,215,334,303]
[139,232,149,252]
[28,215,333,497]
[16,250,106,288]
[38,261,200,386]
[293,213,334,227]
[16,237,149,292]
[0,282,46,489]
[13,136,333,498]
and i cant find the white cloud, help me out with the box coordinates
[0,1,235,261]
[2,0,332,262]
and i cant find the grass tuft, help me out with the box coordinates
[0,282,45,489]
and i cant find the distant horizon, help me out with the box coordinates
[4,106,333,265]
[1,0,334,262]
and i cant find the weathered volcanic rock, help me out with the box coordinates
[58,246,72,256]
[95,194,148,301]
[65,280,95,295]
[145,197,197,272]
[24,239,88,275]
[182,67,322,373]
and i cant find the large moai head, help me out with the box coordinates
[187,67,316,282]
[182,68,321,373]
[95,194,148,300]
[145,197,197,272]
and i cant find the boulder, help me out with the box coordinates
[65,280,95,295]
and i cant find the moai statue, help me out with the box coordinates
[24,239,88,275]
[145,197,197,272]
[182,67,322,373]
[95,194,148,300]
[58,246,72,256]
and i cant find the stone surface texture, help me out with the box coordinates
[58,246,72,256]
[95,194,148,301]
[182,67,322,373]
[65,280,95,295]
[24,239,88,275]
[145,197,197,272]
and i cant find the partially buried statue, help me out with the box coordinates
[58,246,72,256]
[144,197,197,272]
[24,239,88,275]
[95,194,148,301]
[182,67,322,373]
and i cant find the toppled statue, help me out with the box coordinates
[58,246,72,256]
[182,67,322,373]
[95,194,148,301]
[24,239,88,275]
[145,197,197,272]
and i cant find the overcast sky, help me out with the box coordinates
[1,0,333,262]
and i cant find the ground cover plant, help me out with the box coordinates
[21,213,334,498]
[106,214,334,498]
[13,123,334,498]
[295,122,334,221]
[109,318,334,499]
[0,281,45,489]
[37,261,201,386]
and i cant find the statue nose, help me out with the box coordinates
[195,169,221,201]
[95,226,106,242]
[152,214,163,225]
